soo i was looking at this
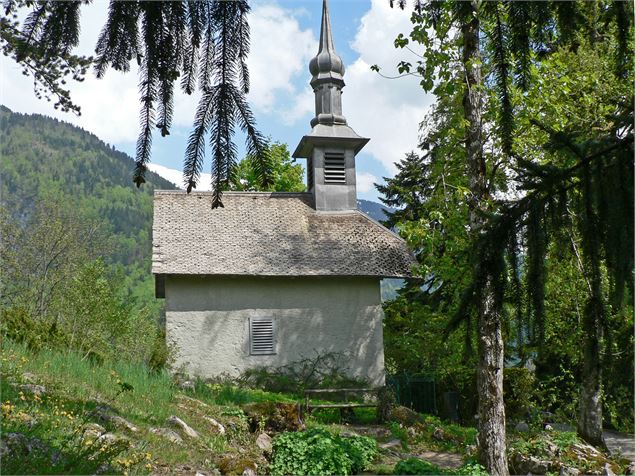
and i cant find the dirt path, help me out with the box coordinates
[407,450,463,469]
[347,424,464,470]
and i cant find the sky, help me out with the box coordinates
[0,0,434,202]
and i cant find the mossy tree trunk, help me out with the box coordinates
[461,2,509,474]
[577,165,606,449]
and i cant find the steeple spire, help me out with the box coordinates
[309,0,346,127]
[292,0,369,212]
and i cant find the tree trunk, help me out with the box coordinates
[578,303,605,448]
[577,166,606,449]
[477,280,509,476]
[461,2,509,475]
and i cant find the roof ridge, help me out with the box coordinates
[352,209,410,246]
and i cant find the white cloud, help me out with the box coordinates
[0,2,141,144]
[356,172,378,194]
[0,1,316,144]
[247,4,316,114]
[148,163,213,191]
[344,0,434,173]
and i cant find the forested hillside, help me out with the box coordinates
[0,106,177,310]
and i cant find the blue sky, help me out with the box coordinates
[1,0,434,201]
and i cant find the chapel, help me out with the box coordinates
[152,0,415,385]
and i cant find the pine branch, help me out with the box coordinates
[491,2,513,156]
[183,86,218,192]
[508,1,531,90]
[448,125,633,337]
[39,1,82,59]
[232,88,273,189]
[94,1,140,78]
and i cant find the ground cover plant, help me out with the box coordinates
[269,428,378,476]
[1,338,630,475]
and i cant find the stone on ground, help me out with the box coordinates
[150,427,184,445]
[96,433,129,447]
[390,406,423,426]
[19,384,46,397]
[167,415,199,438]
[603,463,617,476]
[515,421,530,432]
[204,416,225,435]
[379,439,402,449]
[81,423,106,440]
[242,402,304,432]
[94,406,139,433]
[256,433,272,453]
[21,372,38,383]
[510,452,551,475]
[560,466,581,476]
[179,380,196,392]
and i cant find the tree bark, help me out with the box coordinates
[477,281,509,476]
[577,166,606,449]
[461,2,509,475]
[578,304,605,448]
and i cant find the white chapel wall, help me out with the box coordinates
[164,275,386,386]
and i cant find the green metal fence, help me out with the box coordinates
[387,374,437,415]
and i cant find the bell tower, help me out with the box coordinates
[292,0,369,212]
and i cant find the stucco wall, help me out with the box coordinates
[164,276,385,386]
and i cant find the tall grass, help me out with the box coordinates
[2,339,176,422]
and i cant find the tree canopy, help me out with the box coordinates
[379,0,633,469]
[226,142,306,193]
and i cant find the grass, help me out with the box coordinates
[192,379,298,406]
[3,339,624,475]
[508,429,630,475]
[2,339,176,422]
[0,339,285,474]
[408,414,477,453]
[310,406,378,425]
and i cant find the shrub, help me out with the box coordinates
[0,307,66,351]
[393,457,487,476]
[148,328,172,372]
[503,367,536,421]
[394,458,443,475]
[341,435,379,473]
[241,351,367,395]
[377,386,396,423]
[270,428,378,476]
[455,459,489,476]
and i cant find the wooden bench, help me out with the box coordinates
[304,388,379,420]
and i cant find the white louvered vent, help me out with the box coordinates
[324,152,346,184]
[249,318,275,355]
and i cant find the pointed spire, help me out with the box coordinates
[318,0,336,57]
[309,0,345,87]
[309,0,346,127]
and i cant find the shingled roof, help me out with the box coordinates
[152,191,415,278]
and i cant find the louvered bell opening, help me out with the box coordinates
[324,153,346,184]
[250,318,275,355]
[307,157,314,190]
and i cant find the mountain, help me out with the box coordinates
[357,199,394,223]
[0,106,178,307]
[0,105,177,262]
